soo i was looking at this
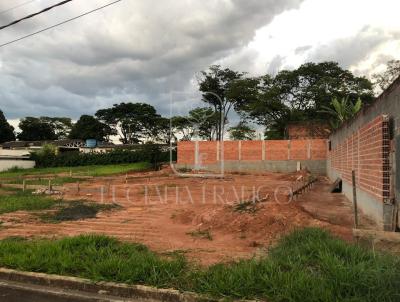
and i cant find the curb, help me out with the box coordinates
[0,268,218,302]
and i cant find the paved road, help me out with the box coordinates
[0,280,145,302]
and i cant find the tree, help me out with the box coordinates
[0,110,15,143]
[319,97,362,129]
[188,107,219,141]
[171,116,193,141]
[233,62,374,139]
[95,102,161,144]
[198,65,245,140]
[372,60,400,93]
[228,121,256,140]
[17,117,57,141]
[152,117,172,144]
[39,117,73,139]
[69,115,113,141]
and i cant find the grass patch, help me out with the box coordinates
[186,229,213,241]
[0,228,398,301]
[186,228,400,301]
[0,190,120,219]
[0,190,56,214]
[0,162,151,179]
[0,235,187,288]
[41,201,120,223]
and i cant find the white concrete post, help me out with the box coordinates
[262,140,266,161]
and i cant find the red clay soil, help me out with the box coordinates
[0,168,358,266]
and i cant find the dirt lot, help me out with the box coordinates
[0,168,363,265]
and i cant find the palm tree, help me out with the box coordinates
[320,97,362,129]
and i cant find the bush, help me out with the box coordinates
[31,145,174,168]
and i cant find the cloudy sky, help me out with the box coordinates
[0,0,399,125]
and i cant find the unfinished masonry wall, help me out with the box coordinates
[177,139,327,174]
[328,76,400,230]
[328,116,390,227]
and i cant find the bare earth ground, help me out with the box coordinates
[0,168,369,265]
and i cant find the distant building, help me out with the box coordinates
[0,139,85,151]
[286,121,331,139]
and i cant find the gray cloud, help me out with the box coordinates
[306,26,400,68]
[0,0,303,119]
[294,45,312,55]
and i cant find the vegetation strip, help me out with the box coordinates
[0,189,120,219]
[0,228,398,301]
[0,190,55,214]
[0,162,151,179]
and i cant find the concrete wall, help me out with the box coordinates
[176,160,327,175]
[0,160,35,172]
[177,139,328,175]
[328,77,400,230]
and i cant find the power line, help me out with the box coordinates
[0,0,74,31]
[0,0,37,15]
[0,0,122,48]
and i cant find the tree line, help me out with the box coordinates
[0,60,398,144]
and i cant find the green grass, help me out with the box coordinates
[0,190,120,218]
[0,235,187,288]
[0,190,56,214]
[0,228,398,301]
[0,162,151,179]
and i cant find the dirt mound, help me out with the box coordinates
[171,199,337,248]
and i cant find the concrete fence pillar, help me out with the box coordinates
[194,141,199,167]
[262,140,266,161]
[216,141,220,161]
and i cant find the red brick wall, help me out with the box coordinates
[241,141,263,161]
[223,141,240,161]
[265,140,290,160]
[177,141,195,165]
[329,115,390,201]
[177,139,328,165]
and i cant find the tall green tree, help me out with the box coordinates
[372,59,400,93]
[228,121,256,140]
[171,116,193,141]
[0,110,15,143]
[232,62,374,139]
[17,117,57,141]
[95,102,161,144]
[69,115,113,141]
[39,117,73,139]
[188,107,219,141]
[198,65,245,140]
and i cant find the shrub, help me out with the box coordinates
[31,145,174,168]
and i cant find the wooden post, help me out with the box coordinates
[22,179,26,192]
[48,179,52,192]
[125,173,128,185]
[352,170,359,229]
[69,170,72,177]
[77,181,80,195]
